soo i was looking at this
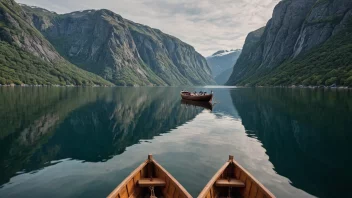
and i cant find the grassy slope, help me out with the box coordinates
[0,42,113,85]
[0,0,113,86]
[236,20,352,87]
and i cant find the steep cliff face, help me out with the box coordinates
[0,0,113,86]
[227,0,352,86]
[227,27,265,85]
[0,0,60,62]
[23,6,214,86]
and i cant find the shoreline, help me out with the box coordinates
[236,85,352,90]
[0,84,351,90]
[0,84,113,87]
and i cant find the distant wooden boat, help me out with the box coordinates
[108,154,192,198]
[180,91,213,102]
[181,99,213,111]
[198,155,275,198]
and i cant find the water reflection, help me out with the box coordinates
[1,87,351,198]
[231,88,352,198]
[0,87,202,186]
[181,99,213,111]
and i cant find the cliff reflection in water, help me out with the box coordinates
[231,88,352,198]
[0,87,202,186]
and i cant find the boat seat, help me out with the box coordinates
[215,179,245,187]
[138,178,166,187]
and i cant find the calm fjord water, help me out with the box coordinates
[0,87,351,198]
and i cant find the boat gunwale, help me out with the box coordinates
[180,92,213,102]
[231,159,275,198]
[107,157,192,198]
[153,159,193,198]
[197,161,230,198]
[198,157,276,198]
[107,160,148,198]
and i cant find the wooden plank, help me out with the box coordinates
[215,179,245,187]
[198,161,230,198]
[249,184,258,198]
[127,179,134,196]
[240,170,247,182]
[153,160,192,198]
[243,178,252,197]
[133,172,140,185]
[235,166,241,179]
[174,188,180,198]
[138,178,166,187]
[107,160,148,198]
[140,167,146,178]
[232,160,275,198]
[128,188,140,198]
[168,183,176,197]
[118,186,128,198]
[255,190,264,198]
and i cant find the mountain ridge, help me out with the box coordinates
[21,4,215,86]
[226,0,352,87]
[0,0,113,86]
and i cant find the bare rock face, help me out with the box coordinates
[261,0,316,68]
[0,0,60,62]
[0,0,113,86]
[23,6,214,86]
[226,27,265,85]
[293,0,352,57]
[227,0,352,86]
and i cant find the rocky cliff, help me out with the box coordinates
[22,5,214,86]
[0,0,113,86]
[227,0,352,87]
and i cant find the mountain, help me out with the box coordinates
[227,0,352,87]
[21,5,215,86]
[0,0,113,86]
[206,49,241,84]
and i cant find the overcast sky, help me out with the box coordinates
[17,0,280,56]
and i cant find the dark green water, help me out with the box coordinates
[0,87,351,198]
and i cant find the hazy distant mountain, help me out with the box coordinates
[206,49,241,84]
[226,0,352,87]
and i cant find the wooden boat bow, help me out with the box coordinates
[198,155,275,198]
[107,154,192,198]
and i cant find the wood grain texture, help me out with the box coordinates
[198,155,275,198]
[107,155,191,198]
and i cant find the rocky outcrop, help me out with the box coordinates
[226,27,265,85]
[23,6,214,86]
[227,0,352,86]
[0,0,113,86]
[0,0,60,62]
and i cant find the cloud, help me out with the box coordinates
[17,0,280,56]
